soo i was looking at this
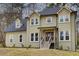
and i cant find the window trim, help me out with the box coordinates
[35,19,39,25]
[31,19,34,25]
[31,18,39,26]
[46,17,52,23]
[64,31,70,41]
[59,15,70,23]
[19,35,23,42]
[31,33,34,42]
[59,31,70,41]
[9,34,14,43]
[59,16,65,23]
[30,33,39,42]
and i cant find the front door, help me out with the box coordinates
[45,32,54,49]
[45,32,54,42]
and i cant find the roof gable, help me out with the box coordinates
[4,18,26,32]
[29,11,40,18]
[57,6,72,14]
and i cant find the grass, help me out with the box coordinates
[0,48,79,56]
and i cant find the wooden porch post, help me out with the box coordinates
[54,28,56,49]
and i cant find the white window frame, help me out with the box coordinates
[59,31,70,41]
[31,18,39,26]
[64,15,70,22]
[30,33,34,42]
[30,33,39,42]
[19,35,23,43]
[64,31,70,41]
[31,19,34,25]
[35,18,39,25]
[46,17,52,23]
[59,15,70,23]
[59,31,65,41]
[59,16,64,23]
[9,34,14,43]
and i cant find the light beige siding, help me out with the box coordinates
[5,31,27,47]
[40,15,57,27]
[26,12,40,48]
[58,8,76,51]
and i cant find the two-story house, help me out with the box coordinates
[5,6,77,51]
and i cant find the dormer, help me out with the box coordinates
[15,18,22,28]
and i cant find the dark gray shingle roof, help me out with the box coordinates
[39,6,76,16]
[39,6,61,16]
[4,19,26,32]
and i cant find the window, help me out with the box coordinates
[9,35,13,42]
[65,16,69,22]
[59,15,69,23]
[31,19,34,25]
[10,39,12,42]
[65,31,69,40]
[35,19,38,24]
[31,33,34,41]
[35,33,38,41]
[46,17,52,23]
[59,31,70,41]
[60,16,64,22]
[60,31,64,40]
[19,35,22,42]
[31,33,39,42]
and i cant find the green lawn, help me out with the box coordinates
[0,48,79,56]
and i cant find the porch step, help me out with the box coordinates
[40,41,50,49]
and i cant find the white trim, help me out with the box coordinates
[9,34,14,43]
[30,18,40,26]
[46,17,53,23]
[57,7,72,14]
[30,33,39,42]
[59,16,64,23]
[18,34,23,43]
[59,31,65,41]
[59,15,70,23]
[59,31,70,41]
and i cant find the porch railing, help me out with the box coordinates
[40,37,53,48]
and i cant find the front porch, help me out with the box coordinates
[38,27,58,49]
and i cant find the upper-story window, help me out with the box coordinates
[31,19,34,25]
[46,17,52,23]
[59,15,70,23]
[35,19,38,24]
[31,18,39,25]
[65,15,69,22]
[60,16,64,22]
